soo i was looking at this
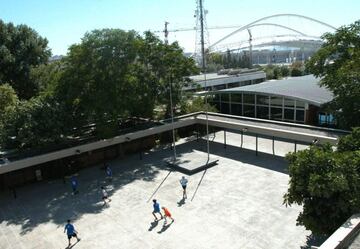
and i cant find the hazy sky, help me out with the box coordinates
[0,0,359,55]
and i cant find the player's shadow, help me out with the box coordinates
[157,221,174,234]
[148,220,159,231]
[66,240,79,249]
[177,197,186,207]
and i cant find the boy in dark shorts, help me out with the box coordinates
[64,220,80,247]
[152,199,163,221]
[180,176,188,199]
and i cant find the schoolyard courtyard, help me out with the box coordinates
[0,130,314,249]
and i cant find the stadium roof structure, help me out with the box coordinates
[213,75,333,106]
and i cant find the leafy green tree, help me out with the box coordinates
[180,96,218,114]
[290,61,304,76]
[284,129,360,236]
[0,83,18,118]
[0,96,69,150]
[30,60,64,95]
[0,20,51,99]
[280,65,290,77]
[306,20,360,129]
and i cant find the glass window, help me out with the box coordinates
[214,102,221,111]
[214,85,226,90]
[231,104,242,116]
[231,93,242,103]
[256,106,269,119]
[284,108,295,121]
[284,98,295,108]
[243,94,255,104]
[256,95,270,105]
[228,82,240,88]
[214,94,220,102]
[221,102,230,114]
[296,100,305,109]
[296,110,305,122]
[270,96,283,107]
[271,107,283,120]
[221,93,229,102]
[243,104,255,117]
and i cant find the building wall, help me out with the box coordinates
[210,92,307,124]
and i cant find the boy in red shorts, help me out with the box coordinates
[162,207,174,224]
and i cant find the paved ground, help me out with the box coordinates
[0,131,315,249]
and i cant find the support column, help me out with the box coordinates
[240,131,243,148]
[224,130,227,148]
[256,134,258,156]
[294,141,297,153]
[272,136,275,155]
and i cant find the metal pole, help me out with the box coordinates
[169,75,177,163]
[224,130,226,148]
[199,0,210,163]
[240,131,243,148]
[272,136,275,155]
[294,141,297,153]
[256,134,258,156]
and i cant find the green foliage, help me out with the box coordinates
[306,20,360,129]
[30,60,64,95]
[284,129,360,236]
[0,19,51,99]
[180,96,218,114]
[290,61,304,76]
[280,66,290,77]
[0,96,70,150]
[264,65,283,80]
[0,83,18,118]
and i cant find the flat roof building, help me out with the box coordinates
[185,69,266,91]
[209,75,335,126]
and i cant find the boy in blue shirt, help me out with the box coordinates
[152,199,163,221]
[64,220,80,247]
[70,176,79,195]
[105,164,112,182]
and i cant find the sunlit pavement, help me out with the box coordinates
[0,131,311,249]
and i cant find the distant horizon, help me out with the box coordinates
[1,0,359,55]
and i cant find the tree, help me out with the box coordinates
[280,66,290,77]
[180,96,218,114]
[306,20,360,129]
[0,83,18,118]
[284,129,360,236]
[0,96,70,150]
[290,61,304,77]
[0,20,51,99]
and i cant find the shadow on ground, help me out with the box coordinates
[0,137,289,235]
[0,153,165,235]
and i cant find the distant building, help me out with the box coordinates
[209,75,335,126]
[185,68,266,92]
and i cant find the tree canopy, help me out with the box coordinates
[284,128,360,236]
[306,20,360,129]
[0,20,51,99]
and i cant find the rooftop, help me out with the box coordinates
[216,75,333,106]
[0,131,322,249]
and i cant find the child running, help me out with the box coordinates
[152,199,163,221]
[180,176,188,199]
[162,206,174,224]
[64,219,80,247]
[101,186,111,205]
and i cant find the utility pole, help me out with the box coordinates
[194,0,210,67]
[164,21,169,44]
[247,29,253,68]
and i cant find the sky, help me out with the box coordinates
[0,0,359,55]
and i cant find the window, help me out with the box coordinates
[221,93,229,102]
[271,107,282,120]
[256,106,269,119]
[243,94,255,104]
[231,104,242,116]
[284,108,295,121]
[231,93,242,103]
[296,110,305,122]
[296,100,305,109]
[221,102,230,114]
[284,98,295,108]
[256,95,270,105]
[243,105,255,117]
[214,94,220,102]
[270,96,283,107]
